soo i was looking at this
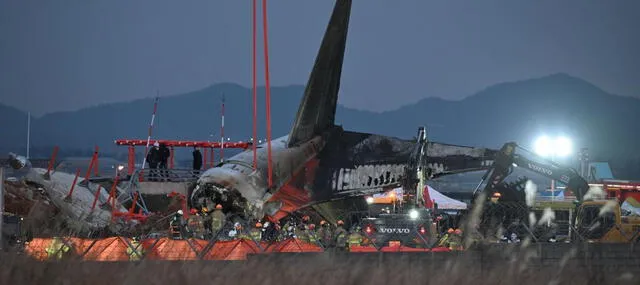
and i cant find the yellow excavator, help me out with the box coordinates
[473,142,640,244]
[574,199,640,243]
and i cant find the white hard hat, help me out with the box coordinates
[154,142,160,147]
[177,210,183,215]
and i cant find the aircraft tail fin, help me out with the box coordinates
[287,0,352,147]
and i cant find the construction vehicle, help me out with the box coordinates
[359,191,435,248]
[356,127,436,248]
[2,212,24,249]
[473,142,640,243]
[574,199,640,243]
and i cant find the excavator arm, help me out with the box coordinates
[402,127,428,206]
[473,142,589,202]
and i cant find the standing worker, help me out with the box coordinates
[210,204,226,239]
[448,229,463,251]
[317,220,332,248]
[146,142,161,181]
[307,224,318,245]
[250,222,263,242]
[233,223,250,240]
[347,226,363,251]
[192,146,203,176]
[158,143,171,181]
[169,210,186,239]
[438,228,454,248]
[296,224,310,243]
[334,220,348,251]
[187,208,205,239]
[201,207,212,239]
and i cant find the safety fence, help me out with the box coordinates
[22,236,453,262]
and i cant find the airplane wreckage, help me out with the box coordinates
[190,0,497,222]
[3,0,502,232]
[4,153,131,235]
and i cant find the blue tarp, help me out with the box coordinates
[589,162,614,180]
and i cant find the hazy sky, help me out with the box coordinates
[1,0,639,116]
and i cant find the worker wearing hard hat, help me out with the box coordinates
[228,222,240,239]
[317,220,333,248]
[146,142,161,181]
[235,223,251,240]
[201,206,212,239]
[307,224,318,245]
[438,228,454,248]
[210,204,226,239]
[347,226,363,251]
[448,229,463,251]
[250,222,263,242]
[187,208,205,239]
[334,220,348,251]
[296,223,311,243]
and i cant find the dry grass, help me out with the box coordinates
[1,245,639,285]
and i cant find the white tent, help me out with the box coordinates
[381,186,467,210]
[425,185,467,210]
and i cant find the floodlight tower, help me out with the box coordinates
[534,135,573,197]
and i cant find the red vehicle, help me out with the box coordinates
[591,180,640,205]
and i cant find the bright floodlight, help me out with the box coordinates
[366,197,374,204]
[409,209,419,220]
[534,136,553,157]
[534,135,573,157]
[556,137,572,157]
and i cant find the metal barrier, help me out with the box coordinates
[136,168,202,183]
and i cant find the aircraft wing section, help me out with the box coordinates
[310,130,497,202]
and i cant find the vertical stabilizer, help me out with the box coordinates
[287,0,352,147]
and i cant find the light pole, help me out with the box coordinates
[534,136,573,200]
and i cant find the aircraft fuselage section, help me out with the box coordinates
[193,134,326,219]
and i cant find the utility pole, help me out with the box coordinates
[26,112,31,159]
[0,168,5,249]
[578,148,589,180]
[220,94,225,163]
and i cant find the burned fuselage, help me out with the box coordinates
[312,130,496,201]
[192,134,325,220]
[192,128,496,221]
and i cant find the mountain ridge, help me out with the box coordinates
[1,73,639,178]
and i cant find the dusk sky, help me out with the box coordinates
[1,0,639,116]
